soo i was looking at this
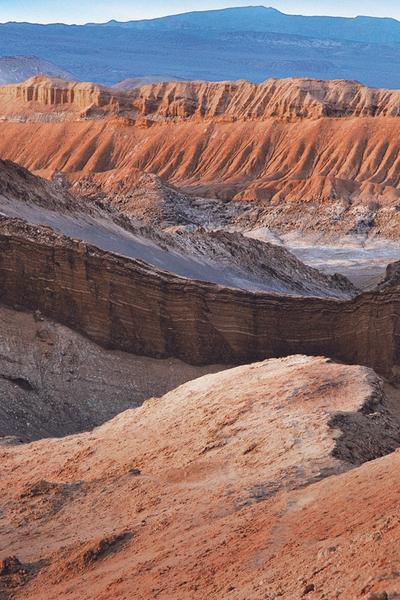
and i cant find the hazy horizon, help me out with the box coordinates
[1,1,400,25]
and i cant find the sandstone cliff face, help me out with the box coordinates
[128,77,400,121]
[4,76,400,122]
[0,217,398,379]
[0,76,125,121]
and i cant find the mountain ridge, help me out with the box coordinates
[5,75,400,122]
[4,76,400,238]
[2,7,400,87]
[0,55,73,84]
[85,5,400,44]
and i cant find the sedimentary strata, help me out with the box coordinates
[5,76,400,121]
[3,77,400,235]
[0,216,398,379]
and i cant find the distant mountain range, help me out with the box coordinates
[91,6,400,45]
[2,6,400,87]
[0,55,73,84]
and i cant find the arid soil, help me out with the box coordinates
[1,356,400,599]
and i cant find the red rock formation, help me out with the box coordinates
[3,77,400,236]
[4,76,400,122]
[0,76,128,121]
[127,77,400,121]
[1,356,400,599]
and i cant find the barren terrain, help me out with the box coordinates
[2,77,400,241]
[0,304,224,442]
[2,356,400,599]
[2,69,400,600]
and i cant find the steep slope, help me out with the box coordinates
[3,78,400,236]
[1,356,400,599]
[0,159,355,298]
[126,77,400,119]
[0,304,224,443]
[0,76,127,121]
[0,56,74,84]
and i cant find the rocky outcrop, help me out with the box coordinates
[4,76,400,122]
[128,78,400,121]
[4,82,400,238]
[2,356,400,599]
[0,76,130,121]
[0,216,398,379]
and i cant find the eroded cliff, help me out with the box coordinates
[4,76,400,122]
[0,216,398,379]
[3,78,400,237]
[0,76,129,121]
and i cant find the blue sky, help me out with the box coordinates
[1,1,400,24]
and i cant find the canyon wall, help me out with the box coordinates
[0,217,399,379]
[0,76,128,119]
[2,76,400,225]
[4,77,400,121]
[127,78,400,121]
[3,80,400,223]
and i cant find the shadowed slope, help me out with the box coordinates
[0,304,224,442]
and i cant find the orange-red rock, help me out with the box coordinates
[1,356,400,599]
[2,77,400,235]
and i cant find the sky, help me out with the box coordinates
[1,0,400,25]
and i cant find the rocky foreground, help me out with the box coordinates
[1,355,400,599]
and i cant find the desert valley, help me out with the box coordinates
[2,4,400,600]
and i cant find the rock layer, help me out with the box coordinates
[0,76,129,121]
[5,76,400,122]
[0,216,398,379]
